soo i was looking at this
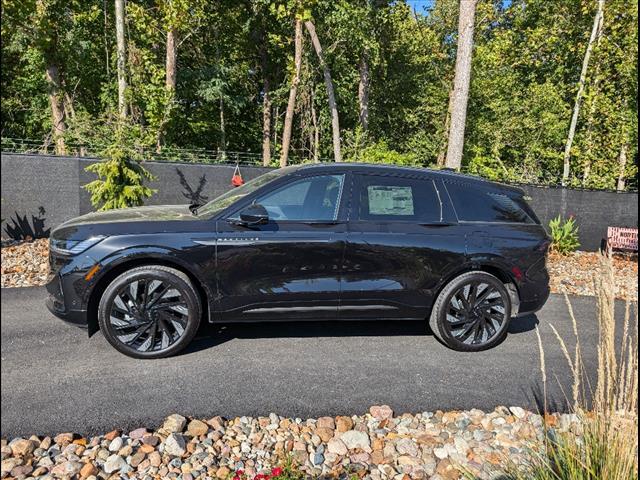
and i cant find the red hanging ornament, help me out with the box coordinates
[231,163,244,187]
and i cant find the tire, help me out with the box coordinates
[429,271,511,352]
[98,265,202,359]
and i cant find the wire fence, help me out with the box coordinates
[0,137,314,166]
[1,137,637,192]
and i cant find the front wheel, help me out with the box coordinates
[98,265,201,359]
[429,271,511,351]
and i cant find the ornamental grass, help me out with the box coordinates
[503,252,638,480]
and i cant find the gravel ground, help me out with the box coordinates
[1,239,637,299]
[0,407,582,480]
[1,239,49,288]
[547,251,637,300]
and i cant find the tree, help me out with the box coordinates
[114,0,127,119]
[84,124,156,210]
[305,20,341,162]
[280,19,303,167]
[561,0,606,185]
[0,0,637,191]
[261,42,272,166]
[445,0,478,170]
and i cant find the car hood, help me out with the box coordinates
[63,204,193,227]
[51,205,198,240]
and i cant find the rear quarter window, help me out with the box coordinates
[445,181,537,224]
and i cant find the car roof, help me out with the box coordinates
[292,162,524,194]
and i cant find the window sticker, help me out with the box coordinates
[367,185,414,215]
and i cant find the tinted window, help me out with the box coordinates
[445,182,535,223]
[255,174,344,221]
[197,166,298,217]
[356,175,442,222]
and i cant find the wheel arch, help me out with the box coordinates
[430,261,521,318]
[86,255,212,337]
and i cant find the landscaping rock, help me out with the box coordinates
[187,419,209,437]
[340,430,370,450]
[164,433,186,457]
[0,406,595,480]
[103,454,127,473]
[163,414,187,433]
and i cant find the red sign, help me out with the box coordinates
[607,227,638,251]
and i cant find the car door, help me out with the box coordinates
[214,172,348,322]
[340,173,466,320]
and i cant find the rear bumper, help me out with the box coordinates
[517,282,550,316]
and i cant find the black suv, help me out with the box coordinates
[46,163,550,358]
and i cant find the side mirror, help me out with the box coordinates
[238,203,269,225]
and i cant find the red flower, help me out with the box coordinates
[254,474,270,480]
[271,467,283,476]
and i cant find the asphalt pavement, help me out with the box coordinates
[1,287,614,437]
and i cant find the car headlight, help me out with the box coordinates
[50,236,106,255]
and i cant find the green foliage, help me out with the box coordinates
[343,127,419,166]
[548,215,581,255]
[1,0,637,190]
[84,127,156,211]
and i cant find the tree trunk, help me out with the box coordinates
[165,29,177,91]
[444,0,477,170]
[280,19,303,168]
[437,87,454,166]
[273,104,280,152]
[262,78,272,166]
[219,95,226,157]
[311,90,319,163]
[261,44,272,166]
[305,20,341,162]
[63,92,76,121]
[616,142,628,191]
[45,62,66,155]
[115,0,127,119]
[103,0,110,76]
[358,50,370,131]
[157,28,178,151]
[562,0,605,186]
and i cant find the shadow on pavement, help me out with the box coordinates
[183,313,539,355]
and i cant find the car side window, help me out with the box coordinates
[255,174,345,221]
[356,175,442,222]
[445,181,535,224]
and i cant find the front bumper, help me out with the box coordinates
[45,271,89,328]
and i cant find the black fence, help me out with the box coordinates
[1,152,637,250]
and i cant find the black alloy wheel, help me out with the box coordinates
[98,265,201,358]
[429,271,512,351]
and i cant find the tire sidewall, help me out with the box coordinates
[98,267,201,359]
[434,272,511,351]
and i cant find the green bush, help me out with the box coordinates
[548,215,580,255]
[343,127,421,166]
[84,132,156,211]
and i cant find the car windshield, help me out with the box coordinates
[196,166,299,218]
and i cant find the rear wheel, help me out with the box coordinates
[429,271,511,351]
[98,265,201,359]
